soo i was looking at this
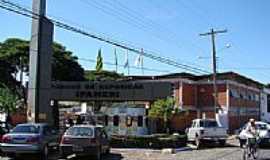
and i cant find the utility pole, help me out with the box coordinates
[28,0,54,124]
[200,29,227,118]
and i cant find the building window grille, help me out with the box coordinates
[255,94,259,101]
[104,115,109,126]
[137,116,143,127]
[230,89,239,98]
[113,115,119,126]
[145,117,149,127]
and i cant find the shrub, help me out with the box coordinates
[110,134,187,149]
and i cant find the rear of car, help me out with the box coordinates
[60,125,103,159]
[199,120,228,141]
[0,124,42,156]
[187,119,228,148]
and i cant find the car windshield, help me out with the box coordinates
[66,127,94,137]
[12,125,40,133]
[200,120,218,127]
[256,124,268,130]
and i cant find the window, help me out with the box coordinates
[192,121,196,128]
[145,117,149,127]
[104,115,109,126]
[230,89,239,98]
[255,94,259,101]
[66,127,94,137]
[199,120,218,127]
[113,115,119,126]
[126,116,133,127]
[12,125,40,133]
[137,116,143,127]
[247,92,252,100]
[239,92,243,99]
[101,130,107,139]
[43,126,52,136]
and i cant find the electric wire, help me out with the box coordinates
[0,0,211,74]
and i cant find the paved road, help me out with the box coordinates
[110,147,270,160]
[0,139,269,160]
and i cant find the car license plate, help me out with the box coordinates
[72,145,83,152]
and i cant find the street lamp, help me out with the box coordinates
[198,43,231,118]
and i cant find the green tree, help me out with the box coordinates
[95,48,103,72]
[149,97,176,133]
[0,83,20,124]
[0,38,85,104]
[0,38,85,82]
[85,70,123,81]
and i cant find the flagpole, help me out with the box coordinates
[127,50,130,75]
[141,48,144,75]
[114,48,118,73]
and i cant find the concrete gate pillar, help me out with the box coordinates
[27,0,54,125]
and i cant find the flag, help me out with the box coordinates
[134,54,141,67]
[140,48,144,75]
[134,48,143,67]
[124,50,129,68]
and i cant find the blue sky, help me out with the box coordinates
[0,0,270,83]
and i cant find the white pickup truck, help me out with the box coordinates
[187,119,228,149]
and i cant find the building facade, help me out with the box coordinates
[260,88,270,123]
[129,72,263,133]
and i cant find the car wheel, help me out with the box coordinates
[219,140,226,146]
[41,145,49,160]
[195,137,201,149]
[106,147,110,155]
[6,153,16,159]
[95,147,101,160]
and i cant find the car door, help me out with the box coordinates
[43,126,58,148]
[188,121,196,140]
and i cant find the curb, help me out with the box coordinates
[112,146,192,154]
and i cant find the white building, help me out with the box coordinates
[260,88,270,123]
[100,103,148,136]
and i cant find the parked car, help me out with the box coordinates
[60,125,110,160]
[0,123,59,160]
[0,121,13,133]
[0,126,9,143]
[187,119,228,149]
[238,121,270,147]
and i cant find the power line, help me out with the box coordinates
[0,0,210,74]
[78,0,185,50]
[78,57,169,73]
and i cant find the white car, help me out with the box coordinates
[238,121,270,147]
[187,119,228,149]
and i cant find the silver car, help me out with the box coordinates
[0,123,59,160]
[60,125,110,160]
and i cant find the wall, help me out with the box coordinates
[103,104,148,136]
[197,84,227,108]
[170,111,197,132]
[228,83,260,132]
[260,88,270,123]
[182,83,196,106]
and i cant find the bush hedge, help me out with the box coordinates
[110,134,187,149]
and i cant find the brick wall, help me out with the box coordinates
[197,84,227,107]
[170,111,197,132]
[182,83,196,106]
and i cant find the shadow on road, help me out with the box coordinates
[65,153,123,160]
